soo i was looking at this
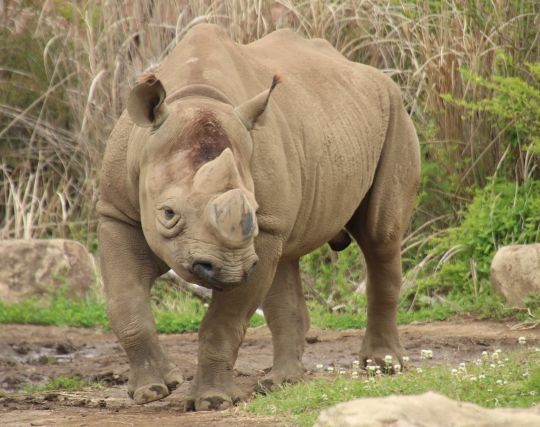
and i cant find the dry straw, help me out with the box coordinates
[1,0,537,241]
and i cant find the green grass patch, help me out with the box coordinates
[246,347,540,426]
[0,297,109,329]
[0,284,533,333]
[0,279,265,333]
[24,375,102,393]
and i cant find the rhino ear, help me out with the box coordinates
[234,75,281,130]
[127,74,168,128]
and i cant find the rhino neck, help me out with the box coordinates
[166,84,232,106]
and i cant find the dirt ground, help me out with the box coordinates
[1,317,538,426]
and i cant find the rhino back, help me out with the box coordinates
[242,30,393,256]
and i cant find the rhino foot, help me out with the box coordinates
[127,366,184,404]
[359,330,404,371]
[184,384,243,411]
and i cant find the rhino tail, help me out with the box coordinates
[328,229,352,252]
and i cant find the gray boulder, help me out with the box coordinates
[315,392,540,427]
[0,239,96,303]
[491,244,540,308]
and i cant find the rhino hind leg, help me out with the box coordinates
[346,91,420,369]
[328,229,352,251]
[257,258,309,392]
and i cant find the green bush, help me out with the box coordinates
[442,59,540,180]
[410,179,540,307]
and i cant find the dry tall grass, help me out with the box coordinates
[1,0,538,241]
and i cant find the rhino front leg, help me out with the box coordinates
[257,258,309,391]
[99,218,184,404]
[185,234,281,411]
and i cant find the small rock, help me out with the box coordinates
[43,393,59,401]
[12,342,32,355]
[491,244,540,308]
[56,340,76,355]
[0,239,96,303]
[314,392,540,427]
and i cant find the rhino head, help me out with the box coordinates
[126,74,279,290]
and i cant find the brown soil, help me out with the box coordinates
[1,318,538,426]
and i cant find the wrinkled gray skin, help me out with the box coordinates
[97,24,420,411]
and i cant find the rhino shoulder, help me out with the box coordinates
[98,111,140,224]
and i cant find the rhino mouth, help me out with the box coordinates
[190,258,257,290]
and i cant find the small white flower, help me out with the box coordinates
[351,371,359,378]
[470,376,477,382]
[530,391,537,396]
[496,349,502,354]
[384,355,393,364]
[421,349,433,359]
[496,379,503,385]
[481,351,488,358]
[368,365,376,372]
[523,372,529,378]
[375,369,382,375]
[352,360,360,368]
[479,374,486,380]
[518,336,527,345]
[491,352,499,360]
[339,369,346,375]
[321,393,328,401]
[402,356,410,363]
[535,348,540,352]
[503,380,508,385]
[490,363,496,369]
[393,364,401,373]
[451,368,458,375]
[327,366,335,372]
[416,368,423,373]
[366,359,373,364]
[316,363,324,370]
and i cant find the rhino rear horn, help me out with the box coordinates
[127,74,168,128]
[234,75,281,130]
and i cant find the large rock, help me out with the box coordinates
[0,239,96,303]
[315,392,540,427]
[491,244,540,308]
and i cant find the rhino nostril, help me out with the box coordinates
[192,261,216,279]
[245,260,258,280]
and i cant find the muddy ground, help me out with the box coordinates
[1,317,538,426]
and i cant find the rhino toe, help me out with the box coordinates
[132,383,170,404]
[163,368,184,391]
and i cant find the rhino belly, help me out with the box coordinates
[284,145,376,258]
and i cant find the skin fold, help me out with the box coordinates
[97,24,420,411]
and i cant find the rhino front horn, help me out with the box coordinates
[207,189,258,247]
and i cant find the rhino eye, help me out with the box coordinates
[163,207,175,220]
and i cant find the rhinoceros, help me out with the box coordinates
[97,23,420,410]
